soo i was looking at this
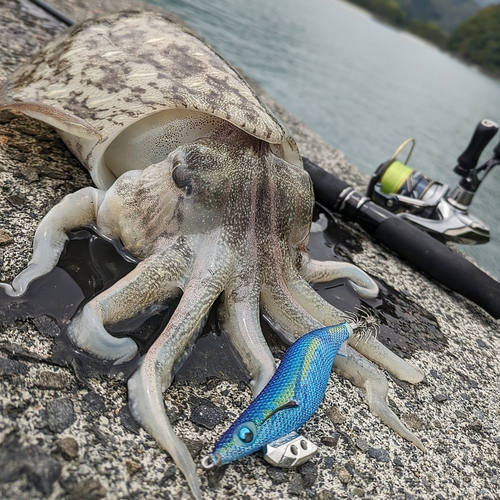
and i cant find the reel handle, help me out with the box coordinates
[455,119,498,176]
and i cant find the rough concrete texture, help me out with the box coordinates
[0,1,499,499]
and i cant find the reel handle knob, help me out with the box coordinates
[455,119,498,176]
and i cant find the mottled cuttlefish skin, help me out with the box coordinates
[1,10,300,189]
[0,10,425,500]
[203,323,352,467]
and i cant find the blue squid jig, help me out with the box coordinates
[201,322,352,468]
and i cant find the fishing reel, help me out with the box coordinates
[366,119,500,244]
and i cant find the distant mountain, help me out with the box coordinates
[448,5,500,75]
[397,0,480,32]
[395,1,500,76]
[344,0,500,75]
[474,0,500,6]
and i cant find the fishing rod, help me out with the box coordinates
[29,0,74,26]
[304,153,500,319]
[366,119,500,244]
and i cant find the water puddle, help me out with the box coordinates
[0,206,446,386]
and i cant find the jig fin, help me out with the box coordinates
[263,400,299,422]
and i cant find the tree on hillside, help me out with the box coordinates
[448,5,500,74]
[398,0,479,32]
[346,0,405,25]
[474,0,500,6]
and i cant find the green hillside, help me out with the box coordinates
[346,0,480,32]
[398,0,479,32]
[345,0,449,46]
[448,5,500,74]
[345,0,500,76]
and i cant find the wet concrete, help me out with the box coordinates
[1,206,445,391]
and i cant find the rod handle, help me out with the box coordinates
[455,119,498,176]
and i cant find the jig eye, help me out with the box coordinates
[238,427,253,443]
[234,422,257,446]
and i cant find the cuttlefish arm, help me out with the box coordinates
[219,279,276,397]
[287,265,424,383]
[261,274,425,452]
[68,243,190,364]
[128,237,232,500]
[302,254,379,299]
[334,346,426,452]
[0,187,104,297]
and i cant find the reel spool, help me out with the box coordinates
[365,127,497,245]
[367,138,448,219]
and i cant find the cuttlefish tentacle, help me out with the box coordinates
[219,279,275,397]
[285,266,345,324]
[0,187,104,297]
[261,279,323,341]
[261,248,342,338]
[128,239,232,500]
[68,243,192,363]
[348,335,424,384]
[334,346,426,452]
[128,364,202,500]
[128,362,203,500]
[285,269,424,383]
[302,254,379,299]
[68,302,138,364]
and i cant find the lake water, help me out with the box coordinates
[147,0,500,279]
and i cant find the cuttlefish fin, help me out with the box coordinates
[263,400,299,422]
[0,98,102,140]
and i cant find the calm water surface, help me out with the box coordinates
[148,0,500,279]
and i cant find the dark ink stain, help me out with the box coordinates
[307,207,446,359]
[0,227,249,385]
[0,206,445,394]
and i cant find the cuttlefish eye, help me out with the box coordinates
[234,422,257,446]
[171,158,193,196]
